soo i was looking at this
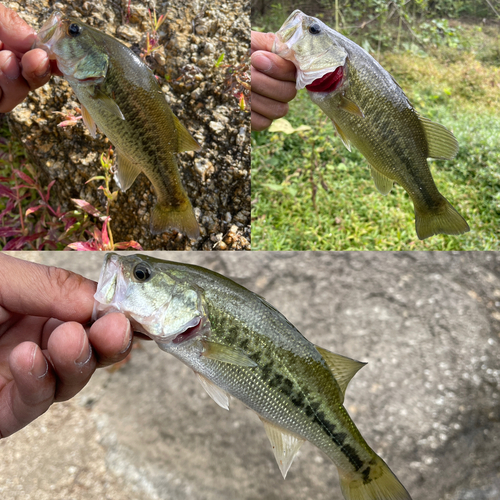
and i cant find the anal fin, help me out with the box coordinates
[419,115,459,160]
[195,372,230,410]
[370,166,394,195]
[259,417,305,479]
[173,115,201,152]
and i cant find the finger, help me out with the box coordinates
[0,4,36,55]
[251,31,276,54]
[251,65,297,103]
[251,111,273,132]
[88,312,133,368]
[251,92,290,122]
[0,342,55,438]
[251,50,296,83]
[0,50,30,113]
[0,254,97,324]
[21,48,51,89]
[46,321,96,402]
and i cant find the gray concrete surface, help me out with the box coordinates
[0,251,499,500]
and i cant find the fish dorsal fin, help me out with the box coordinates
[92,88,125,120]
[259,417,305,479]
[173,115,201,152]
[338,95,365,118]
[201,340,257,367]
[370,166,393,195]
[419,116,459,160]
[332,119,351,152]
[81,105,97,138]
[195,372,230,410]
[114,150,141,192]
[315,346,366,401]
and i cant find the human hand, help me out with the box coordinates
[0,254,133,439]
[0,4,57,113]
[251,31,297,132]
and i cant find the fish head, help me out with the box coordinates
[93,253,208,345]
[273,10,348,91]
[33,12,108,85]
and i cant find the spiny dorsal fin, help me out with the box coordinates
[370,166,393,196]
[332,119,351,152]
[338,95,365,118]
[173,115,201,152]
[259,417,305,479]
[315,346,366,402]
[81,105,97,138]
[114,150,141,192]
[195,372,230,410]
[201,340,257,367]
[419,115,459,160]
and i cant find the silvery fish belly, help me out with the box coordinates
[273,10,469,240]
[33,12,200,238]
[93,253,412,500]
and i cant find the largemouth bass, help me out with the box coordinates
[273,10,469,240]
[93,253,412,500]
[33,12,200,238]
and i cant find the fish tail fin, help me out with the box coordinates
[415,196,469,240]
[150,200,200,238]
[338,455,412,500]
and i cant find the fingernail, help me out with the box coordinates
[119,319,133,354]
[75,335,92,367]
[252,53,272,72]
[34,55,50,78]
[1,55,20,80]
[30,345,48,379]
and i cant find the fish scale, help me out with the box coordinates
[93,253,413,500]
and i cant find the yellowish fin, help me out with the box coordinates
[339,95,364,118]
[415,197,470,240]
[92,88,125,120]
[370,167,393,196]
[81,104,97,138]
[332,119,351,152]
[174,115,202,152]
[259,417,305,479]
[195,372,230,410]
[201,340,258,367]
[339,455,412,500]
[315,346,366,402]
[115,150,141,191]
[419,116,458,160]
[150,199,200,238]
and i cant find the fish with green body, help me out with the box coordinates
[273,10,469,240]
[33,12,200,238]
[93,253,412,500]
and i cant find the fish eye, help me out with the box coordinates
[133,263,152,282]
[309,24,321,35]
[68,23,81,37]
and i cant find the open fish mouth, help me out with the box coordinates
[32,11,64,55]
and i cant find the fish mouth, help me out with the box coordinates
[305,65,345,93]
[32,11,64,56]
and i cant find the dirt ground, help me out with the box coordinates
[0,251,499,500]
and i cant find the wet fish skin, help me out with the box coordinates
[93,253,412,500]
[273,10,469,240]
[33,12,200,238]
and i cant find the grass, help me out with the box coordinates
[252,31,500,250]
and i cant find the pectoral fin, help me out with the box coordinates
[114,150,141,192]
[338,95,364,118]
[419,116,459,160]
[195,372,230,410]
[315,346,366,402]
[201,340,257,367]
[173,115,201,152]
[370,166,393,195]
[332,119,351,152]
[81,105,97,138]
[260,417,305,479]
[92,88,125,120]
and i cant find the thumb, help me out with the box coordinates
[0,5,36,55]
[0,254,96,323]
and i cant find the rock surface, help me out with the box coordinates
[0,251,499,500]
[7,0,250,250]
